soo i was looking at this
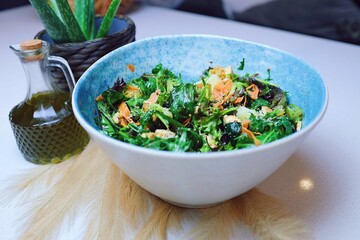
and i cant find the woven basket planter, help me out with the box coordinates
[35,15,135,91]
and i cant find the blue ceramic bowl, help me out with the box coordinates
[73,35,328,207]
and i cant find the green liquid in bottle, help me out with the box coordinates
[9,40,89,164]
[9,91,89,164]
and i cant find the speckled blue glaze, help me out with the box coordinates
[73,35,327,131]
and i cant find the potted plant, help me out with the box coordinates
[30,0,135,89]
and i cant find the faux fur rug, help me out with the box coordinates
[1,141,311,240]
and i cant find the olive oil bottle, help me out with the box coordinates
[9,40,89,164]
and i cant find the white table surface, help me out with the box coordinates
[1,4,360,240]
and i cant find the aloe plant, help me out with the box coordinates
[29,0,122,43]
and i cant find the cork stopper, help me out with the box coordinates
[19,39,44,61]
[20,39,43,51]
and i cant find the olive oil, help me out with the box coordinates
[9,92,89,164]
[9,40,89,164]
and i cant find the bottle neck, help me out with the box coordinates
[10,42,61,102]
[21,57,54,101]
[10,41,71,124]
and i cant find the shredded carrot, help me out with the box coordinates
[95,95,104,101]
[119,102,130,118]
[127,64,135,72]
[196,82,204,89]
[143,89,161,111]
[223,92,234,103]
[118,102,134,125]
[241,119,261,145]
[211,80,225,101]
[148,89,161,103]
[182,117,191,126]
[246,84,259,100]
[241,120,250,129]
[223,79,233,93]
[213,101,224,109]
[211,79,233,101]
[213,92,233,109]
[233,96,244,104]
[119,117,128,127]
[242,127,262,146]
[213,84,233,109]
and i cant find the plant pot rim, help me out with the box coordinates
[34,14,135,47]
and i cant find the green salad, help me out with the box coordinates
[95,62,304,152]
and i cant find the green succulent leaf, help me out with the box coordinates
[29,0,71,43]
[96,0,122,38]
[74,0,95,40]
[48,0,64,22]
[54,0,86,42]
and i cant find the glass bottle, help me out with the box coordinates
[9,40,89,164]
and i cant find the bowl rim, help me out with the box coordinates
[72,34,329,159]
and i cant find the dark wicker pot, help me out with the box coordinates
[35,14,135,91]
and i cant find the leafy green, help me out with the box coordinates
[234,134,254,148]
[141,131,198,152]
[96,100,121,135]
[170,83,196,119]
[131,75,158,98]
[274,116,293,135]
[270,87,287,108]
[95,63,304,152]
[286,104,304,123]
[197,82,211,109]
[251,98,269,110]
[101,89,126,111]
[139,108,155,128]
[237,58,245,70]
[248,115,269,133]
[196,107,237,135]
[265,68,272,81]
